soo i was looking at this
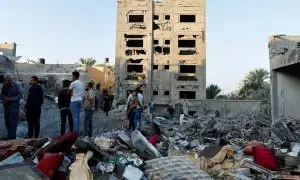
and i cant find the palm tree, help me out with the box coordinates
[206,84,222,99]
[79,57,96,66]
[238,68,270,98]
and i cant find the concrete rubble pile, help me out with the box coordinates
[2,102,300,179]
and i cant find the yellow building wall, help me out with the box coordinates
[87,66,115,94]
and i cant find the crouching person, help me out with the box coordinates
[83,80,95,137]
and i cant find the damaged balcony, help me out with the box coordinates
[125,49,147,56]
[178,39,198,55]
[125,73,146,81]
[176,74,198,81]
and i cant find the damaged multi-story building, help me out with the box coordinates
[268,35,300,122]
[114,0,206,106]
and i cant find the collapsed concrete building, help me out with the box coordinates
[114,0,206,106]
[268,35,300,122]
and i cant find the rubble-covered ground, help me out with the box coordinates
[0,99,127,138]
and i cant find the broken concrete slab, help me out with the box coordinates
[145,156,213,180]
[131,130,161,160]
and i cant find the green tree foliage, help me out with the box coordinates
[79,57,96,66]
[206,84,222,99]
[238,68,270,99]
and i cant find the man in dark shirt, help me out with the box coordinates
[25,76,44,138]
[0,73,23,139]
[58,80,73,135]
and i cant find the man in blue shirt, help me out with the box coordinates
[0,73,23,139]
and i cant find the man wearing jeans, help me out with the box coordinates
[135,87,144,131]
[83,80,95,137]
[69,71,84,133]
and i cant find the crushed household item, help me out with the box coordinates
[69,152,93,180]
[37,153,65,179]
[131,130,162,160]
[0,152,24,166]
[37,132,79,160]
[0,162,49,180]
[253,146,279,171]
[145,156,213,180]
[93,136,115,150]
[122,165,143,180]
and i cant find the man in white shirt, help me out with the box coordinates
[69,71,84,133]
[135,87,144,131]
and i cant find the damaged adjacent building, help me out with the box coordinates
[268,35,300,122]
[114,0,206,105]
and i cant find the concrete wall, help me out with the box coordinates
[114,0,206,106]
[269,35,300,122]
[187,100,261,118]
[0,43,16,57]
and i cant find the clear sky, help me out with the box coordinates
[1,0,300,93]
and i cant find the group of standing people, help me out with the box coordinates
[127,87,144,132]
[0,71,110,140]
[1,73,43,139]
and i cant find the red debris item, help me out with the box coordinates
[37,153,64,179]
[148,134,160,146]
[37,132,79,160]
[253,146,279,171]
[243,140,264,155]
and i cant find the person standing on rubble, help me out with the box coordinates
[95,82,101,112]
[83,80,95,137]
[0,73,23,139]
[103,93,110,116]
[58,80,73,135]
[127,90,138,131]
[135,87,144,131]
[25,76,44,138]
[69,71,84,133]
[167,104,175,120]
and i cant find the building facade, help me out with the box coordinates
[268,35,300,122]
[114,0,206,105]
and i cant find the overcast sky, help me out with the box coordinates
[1,0,299,93]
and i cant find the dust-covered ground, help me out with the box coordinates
[0,100,127,138]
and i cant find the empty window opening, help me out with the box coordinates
[153,23,160,30]
[297,42,300,49]
[127,58,143,63]
[164,65,169,70]
[124,34,145,38]
[165,15,170,20]
[163,47,170,55]
[129,15,144,23]
[180,65,196,73]
[180,15,196,22]
[136,50,146,55]
[165,40,170,45]
[164,91,170,95]
[153,65,158,70]
[127,40,143,47]
[178,40,196,48]
[154,40,159,45]
[188,111,196,116]
[154,15,159,20]
[177,76,197,81]
[154,46,163,53]
[180,91,196,99]
[127,65,143,73]
[179,50,197,55]
[125,49,133,56]
[153,91,159,96]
